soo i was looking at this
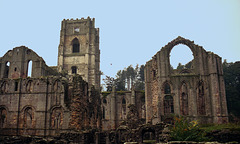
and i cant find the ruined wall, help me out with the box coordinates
[57,17,100,90]
[0,47,102,136]
[145,36,228,124]
[0,46,58,79]
[0,77,70,136]
[101,89,145,130]
[68,75,102,130]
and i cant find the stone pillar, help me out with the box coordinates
[110,86,116,129]
[131,86,135,105]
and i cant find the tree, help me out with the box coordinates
[115,70,126,91]
[223,60,240,118]
[103,75,115,91]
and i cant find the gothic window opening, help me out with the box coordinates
[24,107,33,128]
[103,98,107,104]
[27,60,32,77]
[0,108,7,128]
[4,62,10,78]
[72,38,80,53]
[164,95,174,114]
[180,82,188,115]
[164,83,171,94]
[197,81,206,115]
[51,108,62,129]
[122,98,126,118]
[72,66,77,74]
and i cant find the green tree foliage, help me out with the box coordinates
[223,60,240,117]
[103,75,114,91]
[112,64,145,91]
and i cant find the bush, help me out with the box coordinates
[170,117,209,142]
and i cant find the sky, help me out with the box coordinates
[0,1,239,79]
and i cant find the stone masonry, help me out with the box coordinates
[145,36,228,124]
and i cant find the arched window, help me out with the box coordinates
[51,108,62,129]
[122,98,126,118]
[103,98,107,104]
[71,66,77,74]
[164,95,174,114]
[180,82,188,115]
[0,108,7,128]
[164,83,171,94]
[24,107,33,128]
[4,62,10,78]
[197,81,206,115]
[72,38,80,53]
[27,60,32,77]
[163,82,174,114]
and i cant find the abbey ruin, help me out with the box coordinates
[0,17,228,143]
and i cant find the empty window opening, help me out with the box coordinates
[27,60,32,77]
[15,81,18,91]
[14,67,17,71]
[164,95,174,114]
[181,82,188,115]
[103,98,107,104]
[72,66,77,74]
[170,44,193,69]
[164,83,171,94]
[4,62,10,78]
[72,38,80,53]
[197,81,206,115]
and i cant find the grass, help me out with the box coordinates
[200,123,240,132]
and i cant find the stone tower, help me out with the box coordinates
[57,17,100,90]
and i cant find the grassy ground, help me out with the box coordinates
[200,123,240,132]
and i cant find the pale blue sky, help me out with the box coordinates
[0,1,239,78]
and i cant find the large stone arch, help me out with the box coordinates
[162,36,197,58]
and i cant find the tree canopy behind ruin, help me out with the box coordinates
[103,64,145,91]
[223,60,240,118]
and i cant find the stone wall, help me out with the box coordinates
[145,36,228,124]
[101,89,146,130]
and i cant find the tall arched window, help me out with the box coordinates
[27,60,32,77]
[122,98,126,119]
[72,38,80,53]
[163,83,174,114]
[51,108,62,129]
[180,82,188,115]
[24,107,33,128]
[197,81,206,115]
[164,95,174,114]
[4,62,10,78]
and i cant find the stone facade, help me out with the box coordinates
[0,18,229,139]
[58,17,100,90]
[0,17,102,136]
[101,88,146,130]
[145,36,228,124]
